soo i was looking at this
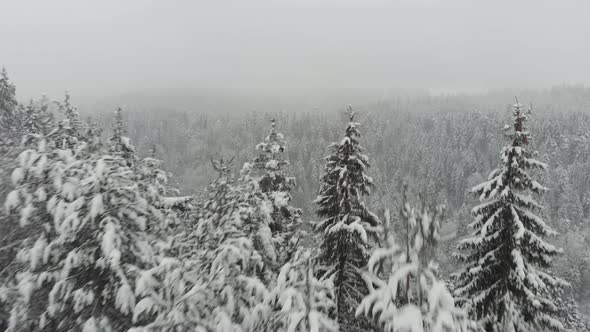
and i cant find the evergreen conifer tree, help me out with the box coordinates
[245,118,302,265]
[453,101,567,331]
[20,99,53,136]
[53,93,87,150]
[2,110,167,331]
[0,72,55,330]
[133,159,275,331]
[107,107,189,235]
[0,67,19,139]
[109,108,136,164]
[314,107,379,329]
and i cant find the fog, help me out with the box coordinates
[3,0,590,102]
[5,2,590,330]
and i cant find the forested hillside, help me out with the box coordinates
[93,88,590,318]
[2,67,590,331]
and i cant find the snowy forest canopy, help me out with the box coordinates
[1,68,590,332]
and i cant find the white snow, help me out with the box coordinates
[396,305,424,332]
[121,136,135,151]
[265,160,279,170]
[135,270,157,296]
[61,250,80,279]
[35,187,47,202]
[19,203,35,227]
[30,236,47,270]
[72,288,95,313]
[61,182,76,201]
[160,196,192,208]
[133,298,158,323]
[11,167,24,185]
[256,225,277,263]
[95,159,106,181]
[115,281,136,315]
[510,206,525,240]
[90,194,104,220]
[101,221,119,259]
[5,190,20,212]
[272,191,290,207]
[82,316,98,332]
[512,249,526,280]
[17,276,34,304]
[18,149,33,167]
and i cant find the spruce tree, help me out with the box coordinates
[453,101,567,331]
[0,74,55,330]
[314,107,379,329]
[2,108,169,331]
[55,92,79,128]
[0,67,19,139]
[133,159,276,331]
[54,93,87,150]
[245,118,302,265]
[20,99,53,137]
[107,107,189,234]
[109,108,136,164]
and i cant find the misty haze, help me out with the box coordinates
[1,1,590,331]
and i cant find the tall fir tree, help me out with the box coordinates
[453,101,567,331]
[0,72,57,330]
[109,108,136,165]
[245,118,302,265]
[2,116,168,331]
[0,67,19,331]
[314,107,379,330]
[0,67,19,139]
[132,158,275,331]
[0,67,20,211]
[107,107,189,234]
[20,99,53,137]
[54,93,87,150]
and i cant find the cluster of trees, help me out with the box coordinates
[108,91,590,316]
[0,67,587,332]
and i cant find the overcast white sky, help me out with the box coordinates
[2,0,590,101]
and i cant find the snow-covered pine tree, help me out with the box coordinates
[20,99,53,137]
[262,249,338,332]
[245,118,302,265]
[0,67,20,213]
[0,75,56,330]
[135,155,192,234]
[107,107,190,234]
[0,97,54,258]
[0,67,18,138]
[3,114,166,331]
[55,92,79,127]
[453,101,567,332]
[132,158,275,331]
[0,67,20,332]
[314,106,379,329]
[109,108,136,165]
[53,93,88,150]
[357,187,477,332]
[107,107,186,230]
[85,115,104,155]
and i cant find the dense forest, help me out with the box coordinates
[2,67,590,331]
